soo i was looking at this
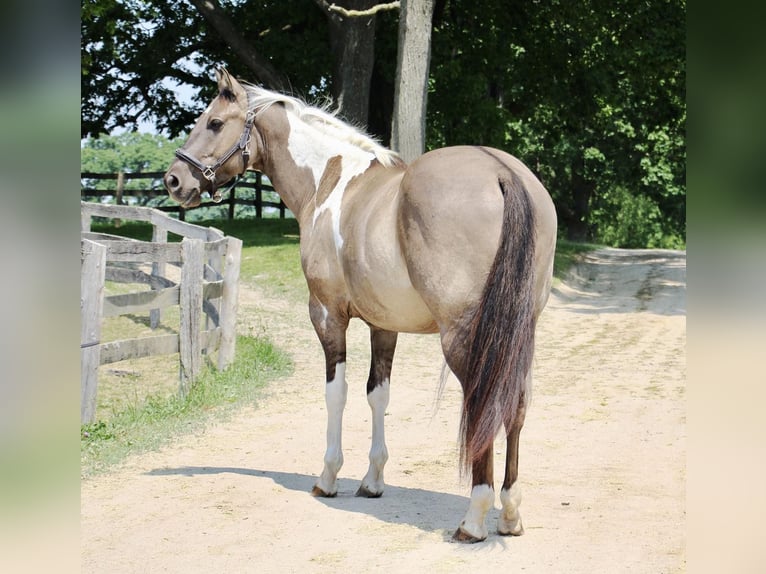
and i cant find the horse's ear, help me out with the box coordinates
[216,67,233,93]
[215,67,245,103]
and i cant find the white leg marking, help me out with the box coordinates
[498,482,524,535]
[458,484,495,541]
[360,379,390,495]
[316,363,347,496]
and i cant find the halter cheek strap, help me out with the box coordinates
[175,110,255,203]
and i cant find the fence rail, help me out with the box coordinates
[81,170,290,220]
[80,201,242,424]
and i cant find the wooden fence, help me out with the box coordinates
[80,201,243,424]
[81,170,290,220]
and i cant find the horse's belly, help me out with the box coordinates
[348,276,438,334]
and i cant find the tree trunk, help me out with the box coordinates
[390,0,435,162]
[326,0,379,127]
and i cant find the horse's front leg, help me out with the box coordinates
[356,327,398,498]
[309,297,349,498]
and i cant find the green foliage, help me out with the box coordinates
[589,186,685,249]
[428,0,685,247]
[81,132,187,203]
[81,131,185,174]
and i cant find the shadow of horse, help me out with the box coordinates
[145,465,510,546]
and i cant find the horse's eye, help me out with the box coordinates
[208,118,224,132]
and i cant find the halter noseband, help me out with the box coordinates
[174,110,256,202]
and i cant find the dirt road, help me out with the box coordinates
[81,248,686,573]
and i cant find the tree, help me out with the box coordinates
[314,0,379,126]
[81,0,398,135]
[81,0,332,137]
[426,0,685,246]
[81,132,184,174]
[390,0,435,161]
[81,0,685,246]
[187,0,290,91]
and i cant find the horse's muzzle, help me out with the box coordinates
[164,168,201,208]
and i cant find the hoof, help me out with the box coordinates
[452,526,486,544]
[311,485,337,498]
[498,523,525,537]
[355,484,383,498]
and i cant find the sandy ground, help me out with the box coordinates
[81,248,686,573]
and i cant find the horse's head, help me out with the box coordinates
[164,68,254,208]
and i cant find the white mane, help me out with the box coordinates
[243,85,402,168]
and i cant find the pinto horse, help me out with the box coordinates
[164,69,557,542]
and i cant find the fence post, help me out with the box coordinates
[114,171,126,227]
[218,236,242,370]
[81,239,106,424]
[81,209,92,233]
[115,171,125,204]
[150,223,168,329]
[255,172,263,218]
[228,184,236,220]
[179,237,204,396]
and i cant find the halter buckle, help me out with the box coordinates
[202,167,216,181]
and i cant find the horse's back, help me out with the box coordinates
[398,145,557,326]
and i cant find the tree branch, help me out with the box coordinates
[187,0,289,91]
[314,0,400,18]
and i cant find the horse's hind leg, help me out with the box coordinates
[453,448,495,542]
[357,327,398,498]
[498,388,527,536]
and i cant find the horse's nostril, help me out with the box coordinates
[165,173,180,192]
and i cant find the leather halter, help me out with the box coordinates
[174,110,255,202]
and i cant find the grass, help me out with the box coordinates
[553,239,602,280]
[81,335,291,476]
[82,216,595,475]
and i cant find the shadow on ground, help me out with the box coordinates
[145,465,514,546]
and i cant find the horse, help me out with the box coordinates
[164,68,557,542]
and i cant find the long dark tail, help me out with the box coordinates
[459,174,537,474]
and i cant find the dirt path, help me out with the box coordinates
[81,248,686,573]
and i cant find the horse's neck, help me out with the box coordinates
[255,106,376,225]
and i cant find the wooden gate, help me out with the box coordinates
[80,202,242,423]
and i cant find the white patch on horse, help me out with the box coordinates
[498,482,524,535]
[284,114,374,251]
[360,379,390,495]
[458,484,495,541]
[315,362,347,496]
[313,152,375,251]
[318,303,329,332]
